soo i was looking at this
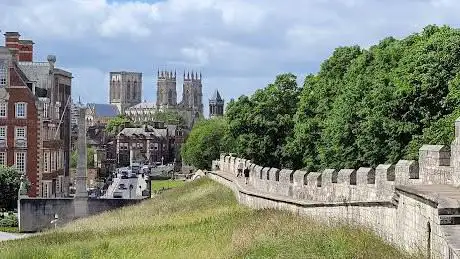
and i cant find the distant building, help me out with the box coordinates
[109,71,142,114]
[209,89,224,118]
[125,70,204,129]
[2,31,72,198]
[85,103,120,127]
[116,122,186,167]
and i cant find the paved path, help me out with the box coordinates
[0,231,30,242]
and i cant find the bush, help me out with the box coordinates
[0,214,18,227]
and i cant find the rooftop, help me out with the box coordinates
[87,103,120,118]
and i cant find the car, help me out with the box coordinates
[118,184,126,190]
[113,191,123,198]
[120,171,128,179]
[129,172,137,178]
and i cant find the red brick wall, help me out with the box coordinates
[18,44,33,62]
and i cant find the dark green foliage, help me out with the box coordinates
[0,213,18,227]
[228,25,460,170]
[70,147,96,168]
[0,166,21,210]
[181,117,235,170]
[226,73,301,168]
[105,115,133,135]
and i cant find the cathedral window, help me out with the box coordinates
[126,81,131,100]
[168,89,173,104]
[133,81,137,100]
[194,92,198,106]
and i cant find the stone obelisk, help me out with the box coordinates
[74,107,88,217]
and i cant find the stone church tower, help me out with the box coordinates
[109,71,142,113]
[181,71,203,115]
[209,89,224,118]
[156,70,177,108]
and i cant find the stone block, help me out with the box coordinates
[279,169,294,183]
[337,169,357,185]
[262,167,271,180]
[395,160,419,184]
[269,168,281,181]
[376,164,395,182]
[293,170,308,186]
[307,172,322,187]
[356,167,375,185]
[322,169,338,185]
[419,145,451,166]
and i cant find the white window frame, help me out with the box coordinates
[51,151,56,171]
[15,152,26,173]
[0,152,6,166]
[0,102,7,118]
[15,126,26,141]
[0,59,7,87]
[43,103,49,118]
[0,126,6,140]
[15,102,26,118]
[44,152,49,173]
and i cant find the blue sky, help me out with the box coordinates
[1,0,460,116]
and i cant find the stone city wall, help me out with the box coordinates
[210,118,460,258]
[19,197,145,233]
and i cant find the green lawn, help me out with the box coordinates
[150,180,186,192]
[0,178,418,259]
[0,227,18,233]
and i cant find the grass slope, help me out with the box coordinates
[150,180,186,193]
[0,179,415,259]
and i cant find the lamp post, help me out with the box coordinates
[50,213,59,229]
[129,184,133,199]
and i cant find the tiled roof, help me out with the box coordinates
[88,103,120,117]
[128,102,156,109]
[18,62,50,90]
[119,126,167,138]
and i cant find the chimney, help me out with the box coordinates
[18,39,34,62]
[4,32,20,61]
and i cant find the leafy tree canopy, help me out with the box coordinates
[181,117,235,170]
[105,115,133,135]
[0,166,22,210]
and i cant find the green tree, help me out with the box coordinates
[226,73,300,168]
[0,166,21,210]
[181,117,235,170]
[70,147,96,168]
[105,115,133,135]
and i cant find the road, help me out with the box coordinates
[0,232,30,242]
[103,172,148,199]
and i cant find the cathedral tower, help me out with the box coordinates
[156,70,177,107]
[209,89,224,118]
[181,71,203,114]
[109,71,142,113]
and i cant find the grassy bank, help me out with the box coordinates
[0,178,416,258]
[150,179,186,193]
[0,227,18,233]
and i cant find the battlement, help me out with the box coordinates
[157,70,176,80]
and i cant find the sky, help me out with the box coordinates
[1,0,460,116]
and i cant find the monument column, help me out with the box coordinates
[75,107,88,198]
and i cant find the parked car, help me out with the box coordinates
[118,184,126,190]
[121,171,128,179]
[113,191,123,198]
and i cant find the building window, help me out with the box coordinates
[15,102,26,118]
[126,81,131,100]
[0,59,7,86]
[43,103,49,118]
[15,152,26,173]
[44,152,49,172]
[0,102,7,118]
[15,127,26,140]
[0,126,6,140]
[55,105,60,119]
[0,152,6,166]
[51,151,56,171]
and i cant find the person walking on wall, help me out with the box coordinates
[237,161,243,177]
[244,166,250,184]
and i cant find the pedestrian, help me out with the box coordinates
[244,166,250,184]
[237,161,243,177]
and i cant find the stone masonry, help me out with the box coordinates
[210,117,460,259]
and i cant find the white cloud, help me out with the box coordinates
[1,0,460,113]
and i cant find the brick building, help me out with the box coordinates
[2,32,72,197]
[116,122,185,167]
